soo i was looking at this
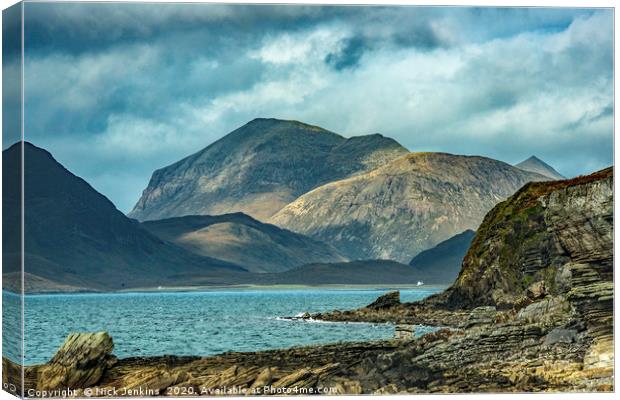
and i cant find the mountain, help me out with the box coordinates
[271,152,549,263]
[141,213,346,273]
[439,167,612,309]
[409,229,476,284]
[2,142,246,291]
[128,118,409,221]
[515,156,565,180]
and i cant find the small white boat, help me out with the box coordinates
[416,281,424,286]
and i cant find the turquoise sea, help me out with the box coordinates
[2,287,442,365]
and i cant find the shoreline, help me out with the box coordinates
[3,284,448,296]
[3,286,614,394]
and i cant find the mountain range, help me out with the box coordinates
[129,118,408,221]
[1,142,421,291]
[2,119,572,292]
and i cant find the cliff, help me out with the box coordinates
[441,167,613,309]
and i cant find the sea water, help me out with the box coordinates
[3,287,443,365]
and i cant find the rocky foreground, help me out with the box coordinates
[3,168,613,395]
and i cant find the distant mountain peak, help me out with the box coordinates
[515,155,565,180]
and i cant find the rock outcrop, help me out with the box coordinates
[271,152,547,262]
[440,167,613,309]
[366,291,400,310]
[129,118,408,222]
[38,332,116,391]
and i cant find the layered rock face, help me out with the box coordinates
[442,167,613,309]
[272,152,547,262]
[129,118,408,222]
[38,333,116,391]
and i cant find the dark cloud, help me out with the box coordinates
[325,37,370,70]
[2,3,22,147]
[14,3,613,212]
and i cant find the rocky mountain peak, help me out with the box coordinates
[128,119,409,222]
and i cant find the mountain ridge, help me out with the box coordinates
[2,142,246,291]
[271,151,550,262]
[409,229,476,285]
[128,118,409,221]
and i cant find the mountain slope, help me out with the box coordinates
[141,213,346,273]
[271,152,548,263]
[2,142,246,291]
[409,229,476,285]
[128,118,409,221]
[515,156,565,180]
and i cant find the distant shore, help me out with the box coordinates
[3,283,449,296]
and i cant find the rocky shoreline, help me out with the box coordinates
[2,282,613,395]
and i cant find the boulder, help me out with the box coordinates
[38,332,115,391]
[366,291,400,310]
[526,281,547,300]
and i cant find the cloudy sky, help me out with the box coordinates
[8,3,614,212]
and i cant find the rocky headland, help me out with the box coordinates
[3,168,613,395]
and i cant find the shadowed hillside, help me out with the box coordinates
[2,142,246,291]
